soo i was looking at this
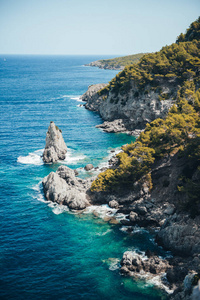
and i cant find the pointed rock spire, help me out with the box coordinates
[43,121,67,163]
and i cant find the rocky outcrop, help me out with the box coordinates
[43,121,67,163]
[42,165,93,210]
[84,164,94,171]
[96,119,143,136]
[156,215,200,256]
[120,251,171,291]
[80,84,107,111]
[82,82,175,133]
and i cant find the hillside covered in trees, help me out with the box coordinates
[91,17,200,215]
[85,53,146,70]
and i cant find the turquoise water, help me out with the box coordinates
[0,55,167,299]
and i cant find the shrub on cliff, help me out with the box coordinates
[91,18,200,212]
[91,85,200,193]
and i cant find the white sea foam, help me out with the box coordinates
[143,273,174,294]
[96,229,112,236]
[71,96,83,102]
[32,181,47,203]
[17,149,44,165]
[108,258,120,271]
[84,204,118,219]
[62,148,87,165]
[98,147,122,170]
[76,147,123,178]
[63,95,83,102]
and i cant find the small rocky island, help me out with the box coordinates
[43,121,67,163]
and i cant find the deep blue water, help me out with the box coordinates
[0,55,167,299]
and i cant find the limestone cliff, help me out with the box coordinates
[82,81,175,133]
[43,121,67,163]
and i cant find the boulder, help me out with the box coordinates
[164,204,175,215]
[109,200,119,209]
[135,204,147,215]
[42,165,90,210]
[43,121,67,163]
[84,164,94,171]
[129,211,139,222]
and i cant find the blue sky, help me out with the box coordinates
[0,0,199,55]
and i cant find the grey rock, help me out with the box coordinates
[120,251,170,276]
[109,200,119,209]
[80,84,107,111]
[42,165,91,210]
[192,281,200,300]
[135,204,147,215]
[82,82,175,132]
[184,272,197,292]
[129,211,139,222]
[74,169,79,176]
[84,164,94,171]
[164,204,175,215]
[43,121,67,163]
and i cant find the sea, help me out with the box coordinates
[0,55,168,300]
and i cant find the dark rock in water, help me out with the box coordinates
[145,249,155,258]
[43,121,67,163]
[120,219,131,226]
[166,266,188,285]
[129,211,139,222]
[135,204,147,216]
[84,164,94,171]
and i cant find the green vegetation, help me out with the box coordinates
[176,17,200,43]
[91,17,200,214]
[98,18,200,98]
[95,53,146,70]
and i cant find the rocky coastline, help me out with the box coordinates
[42,137,200,298]
[81,83,175,135]
[42,77,200,298]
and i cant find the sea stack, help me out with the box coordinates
[43,121,67,163]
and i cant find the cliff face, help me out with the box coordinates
[80,83,107,111]
[82,81,175,132]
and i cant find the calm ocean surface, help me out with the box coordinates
[0,55,167,299]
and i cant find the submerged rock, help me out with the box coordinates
[43,121,67,163]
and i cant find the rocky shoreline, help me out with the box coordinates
[81,83,175,136]
[42,141,200,299]
[42,88,200,298]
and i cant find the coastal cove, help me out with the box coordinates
[0,55,168,299]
